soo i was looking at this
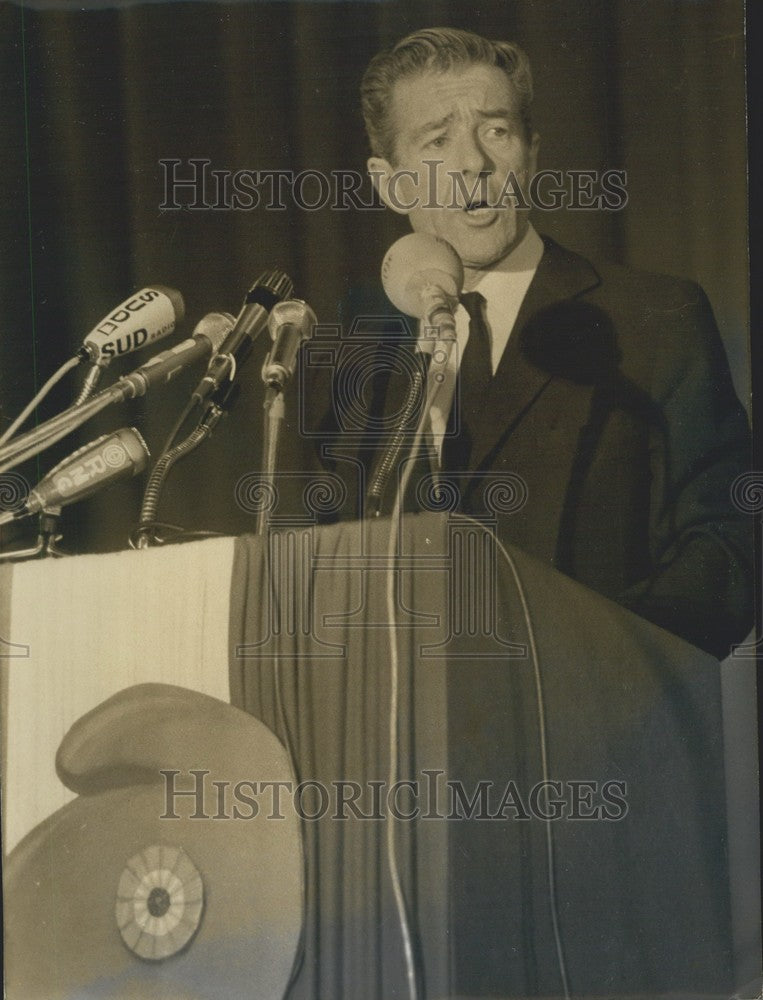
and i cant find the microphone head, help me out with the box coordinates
[193,311,236,353]
[111,426,151,471]
[82,285,185,365]
[151,285,186,325]
[262,299,317,388]
[221,270,295,347]
[267,299,317,341]
[381,233,464,318]
[193,271,294,405]
[252,269,294,303]
[30,427,150,514]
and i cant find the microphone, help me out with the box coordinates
[74,285,186,405]
[0,286,186,445]
[0,312,234,476]
[365,235,464,517]
[80,286,185,364]
[381,233,463,345]
[192,269,294,403]
[262,299,317,390]
[0,427,149,526]
[118,311,234,397]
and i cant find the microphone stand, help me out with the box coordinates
[366,324,454,517]
[0,393,113,474]
[0,326,227,474]
[256,387,285,536]
[0,509,67,562]
[255,298,315,534]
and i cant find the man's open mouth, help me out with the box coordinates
[464,199,491,212]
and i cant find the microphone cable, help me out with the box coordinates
[488,521,572,999]
[382,369,441,1000]
[159,396,200,457]
[0,356,81,446]
[383,423,572,999]
[132,401,229,549]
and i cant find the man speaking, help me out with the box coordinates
[311,26,753,659]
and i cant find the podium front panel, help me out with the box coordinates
[228,512,733,998]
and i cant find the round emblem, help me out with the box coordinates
[115,844,204,960]
[103,442,129,469]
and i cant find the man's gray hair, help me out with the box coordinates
[361,27,534,162]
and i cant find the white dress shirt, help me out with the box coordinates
[420,223,545,461]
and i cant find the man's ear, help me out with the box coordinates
[367,156,416,216]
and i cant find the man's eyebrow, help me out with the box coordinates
[409,107,518,142]
[410,113,453,141]
[476,107,516,120]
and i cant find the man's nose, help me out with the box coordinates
[457,132,492,176]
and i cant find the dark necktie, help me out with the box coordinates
[441,290,492,472]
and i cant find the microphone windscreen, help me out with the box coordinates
[263,299,317,387]
[381,233,464,318]
[266,300,316,341]
[82,285,185,363]
[151,284,186,324]
[192,311,236,353]
[34,427,149,511]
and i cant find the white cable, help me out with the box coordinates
[384,384,572,999]
[0,355,80,446]
[488,524,572,999]
[257,340,569,997]
[383,382,434,1000]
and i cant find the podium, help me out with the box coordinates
[0,513,749,997]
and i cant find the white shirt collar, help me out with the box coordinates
[467,222,545,287]
[461,223,544,374]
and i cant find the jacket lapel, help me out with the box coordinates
[466,236,602,472]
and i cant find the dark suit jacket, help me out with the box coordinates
[298,235,753,659]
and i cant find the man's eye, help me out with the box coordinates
[487,126,509,139]
[427,135,447,149]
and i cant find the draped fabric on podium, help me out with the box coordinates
[229,515,451,999]
[229,512,734,999]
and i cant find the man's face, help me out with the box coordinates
[368,64,539,277]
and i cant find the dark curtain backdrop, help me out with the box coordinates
[0,0,749,553]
